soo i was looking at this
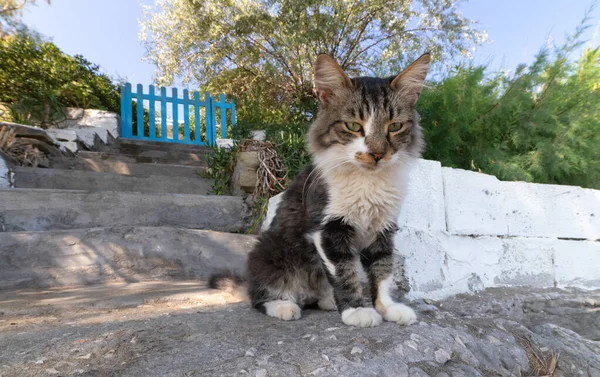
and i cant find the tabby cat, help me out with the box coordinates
[211,53,430,327]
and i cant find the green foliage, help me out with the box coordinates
[419,19,600,189]
[0,27,120,127]
[0,0,49,36]
[234,121,311,182]
[140,0,486,122]
[202,144,238,195]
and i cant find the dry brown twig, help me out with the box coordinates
[238,139,287,198]
[512,331,559,377]
[0,127,44,167]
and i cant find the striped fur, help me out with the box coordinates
[214,54,429,327]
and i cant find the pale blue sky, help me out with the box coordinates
[21,0,600,87]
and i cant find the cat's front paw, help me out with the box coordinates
[381,303,417,325]
[264,300,302,321]
[341,307,382,327]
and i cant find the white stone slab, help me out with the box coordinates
[554,239,600,289]
[443,167,508,236]
[504,181,600,240]
[0,154,11,188]
[396,228,556,300]
[398,159,445,231]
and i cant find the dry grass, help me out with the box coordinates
[513,331,559,377]
[0,126,44,167]
[238,139,287,198]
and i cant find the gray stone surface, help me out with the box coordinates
[0,227,254,289]
[0,285,597,377]
[12,167,213,195]
[77,150,207,167]
[50,155,206,178]
[0,188,248,232]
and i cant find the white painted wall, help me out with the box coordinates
[263,159,600,299]
[0,153,11,188]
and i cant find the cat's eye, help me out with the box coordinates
[345,122,362,132]
[388,122,404,132]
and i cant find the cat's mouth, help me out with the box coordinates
[354,152,392,169]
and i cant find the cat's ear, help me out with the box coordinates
[390,53,431,104]
[314,54,353,103]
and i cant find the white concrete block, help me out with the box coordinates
[442,168,508,236]
[250,130,266,141]
[59,141,78,154]
[494,237,556,287]
[554,239,600,289]
[396,228,556,300]
[504,181,600,240]
[262,193,283,232]
[216,139,234,149]
[0,154,11,188]
[397,159,445,231]
[47,129,77,142]
[71,127,100,149]
[394,228,447,298]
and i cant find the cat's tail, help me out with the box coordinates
[208,269,248,300]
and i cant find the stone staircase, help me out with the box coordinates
[0,139,254,289]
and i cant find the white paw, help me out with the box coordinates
[382,303,417,325]
[317,298,337,311]
[341,307,382,328]
[264,300,301,321]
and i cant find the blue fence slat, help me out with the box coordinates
[136,84,144,138]
[120,84,130,138]
[183,89,190,141]
[205,92,214,146]
[120,83,233,146]
[148,85,156,139]
[219,93,227,139]
[160,87,167,140]
[171,88,178,141]
[194,91,201,144]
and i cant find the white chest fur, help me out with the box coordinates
[322,164,409,249]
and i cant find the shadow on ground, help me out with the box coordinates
[0,283,599,377]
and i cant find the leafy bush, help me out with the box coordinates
[420,26,600,188]
[0,27,120,127]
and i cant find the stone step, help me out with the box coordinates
[76,151,207,166]
[0,188,248,233]
[0,227,255,289]
[12,167,214,195]
[106,140,212,155]
[50,155,206,178]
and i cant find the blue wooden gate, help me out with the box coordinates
[120,83,236,146]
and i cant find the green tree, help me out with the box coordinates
[1,0,49,37]
[419,14,600,189]
[0,27,120,127]
[140,0,486,121]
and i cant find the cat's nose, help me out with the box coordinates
[369,153,383,162]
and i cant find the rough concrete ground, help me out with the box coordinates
[0,283,598,377]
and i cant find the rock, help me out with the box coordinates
[350,347,362,354]
[237,151,260,170]
[245,347,257,357]
[250,130,266,141]
[434,349,451,364]
[255,369,267,377]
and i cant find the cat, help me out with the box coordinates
[210,53,430,327]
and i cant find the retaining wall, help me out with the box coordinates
[264,159,600,299]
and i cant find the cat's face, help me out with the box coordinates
[308,54,430,171]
